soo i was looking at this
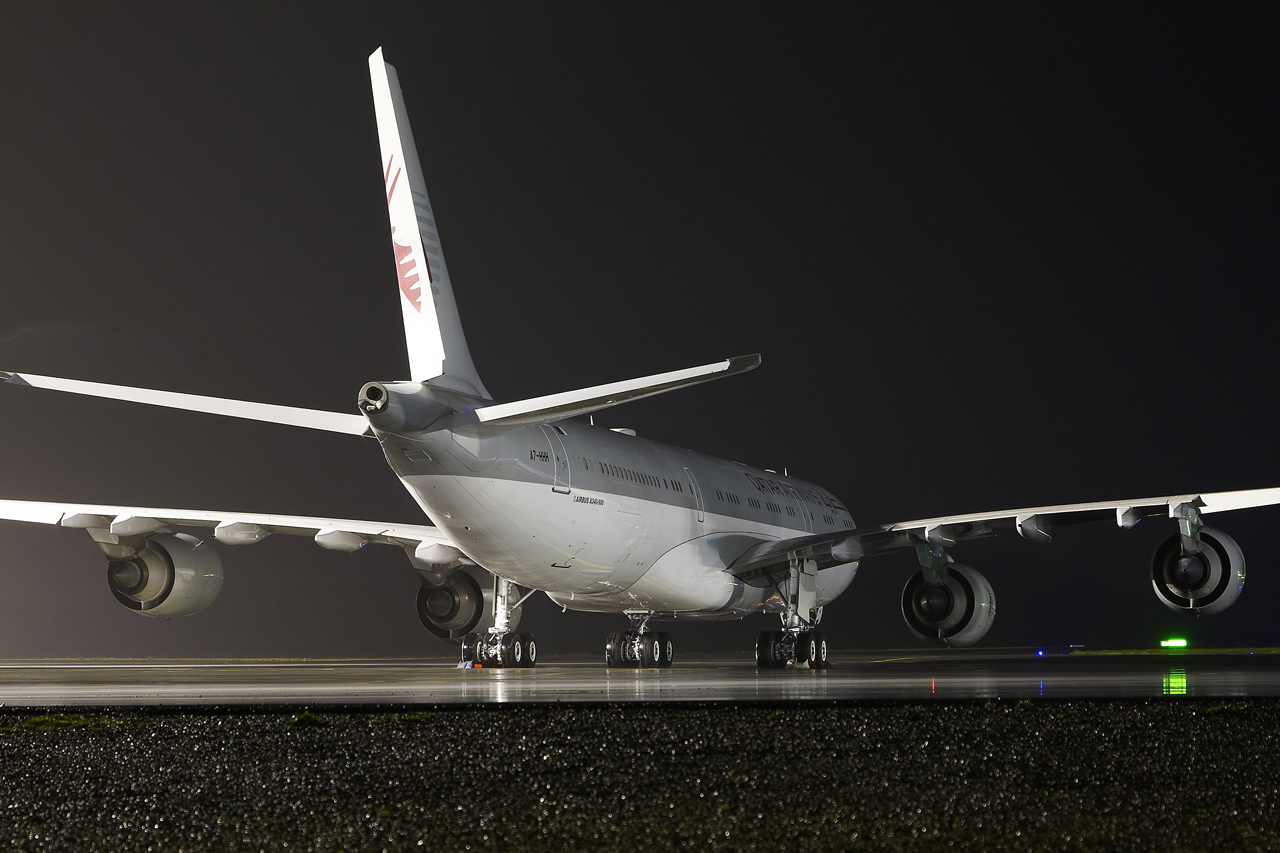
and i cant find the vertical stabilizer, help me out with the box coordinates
[368,48,489,398]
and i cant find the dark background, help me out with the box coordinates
[1,3,1277,659]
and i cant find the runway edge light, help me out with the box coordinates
[1160,638,1188,648]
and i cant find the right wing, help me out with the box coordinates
[729,486,1280,582]
[2,371,370,435]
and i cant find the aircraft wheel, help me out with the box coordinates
[796,630,812,663]
[656,632,674,668]
[461,632,480,665]
[808,631,829,669]
[499,633,520,667]
[641,633,663,667]
[518,633,537,668]
[756,631,785,669]
[605,631,626,668]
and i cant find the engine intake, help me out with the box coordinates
[107,533,223,618]
[416,567,517,644]
[1151,526,1245,614]
[901,563,996,647]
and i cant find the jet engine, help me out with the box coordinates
[901,563,996,647]
[416,566,517,643]
[1151,526,1245,614]
[107,533,223,618]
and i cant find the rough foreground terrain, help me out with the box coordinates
[0,700,1277,851]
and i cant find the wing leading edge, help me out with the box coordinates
[0,498,456,556]
[728,486,1280,583]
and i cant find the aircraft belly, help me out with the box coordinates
[400,474,659,594]
[400,468,819,613]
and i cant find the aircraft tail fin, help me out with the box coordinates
[368,48,489,399]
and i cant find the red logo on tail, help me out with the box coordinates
[394,238,422,312]
[385,154,423,312]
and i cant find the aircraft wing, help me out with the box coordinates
[0,498,456,554]
[728,486,1280,582]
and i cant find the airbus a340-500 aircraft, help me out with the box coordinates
[2,50,1277,669]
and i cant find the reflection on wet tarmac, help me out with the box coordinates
[1,651,1278,706]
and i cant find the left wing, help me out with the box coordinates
[0,498,457,556]
[729,486,1280,582]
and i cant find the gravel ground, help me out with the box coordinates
[1,700,1277,852]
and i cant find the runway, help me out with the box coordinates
[2,649,1278,706]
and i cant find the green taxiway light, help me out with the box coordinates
[1160,638,1188,648]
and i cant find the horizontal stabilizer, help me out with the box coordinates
[450,355,761,433]
[1,371,370,435]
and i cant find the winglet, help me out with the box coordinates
[1,371,30,386]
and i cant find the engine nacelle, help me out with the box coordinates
[107,533,223,618]
[901,563,996,647]
[1151,526,1245,614]
[416,567,518,644]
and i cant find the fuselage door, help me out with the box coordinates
[683,466,705,522]
[540,425,571,494]
[786,484,814,533]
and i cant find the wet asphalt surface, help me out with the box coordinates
[1,700,1277,852]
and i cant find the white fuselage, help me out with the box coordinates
[378,419,859,618]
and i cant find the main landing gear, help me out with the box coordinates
[756,556,830,669]
[756,629,828,669]
[460,576,538,668]
[604,612,674,668]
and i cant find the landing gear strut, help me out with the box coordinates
[604,612,673,668]
[461,576,537,668]
[756,556,829,669]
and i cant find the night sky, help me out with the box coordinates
[1,4,1278,659]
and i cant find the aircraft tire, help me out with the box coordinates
[518,633,537,668]
[808,631,828,669]
[605,631,626,667]
[656,632,674,668]
[796,631,812,663]
[461,632,480,665]
[499,633,520,667]
[641,634,662,668]
[756,631,785,669]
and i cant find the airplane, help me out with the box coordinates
[2,48,1278,669]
